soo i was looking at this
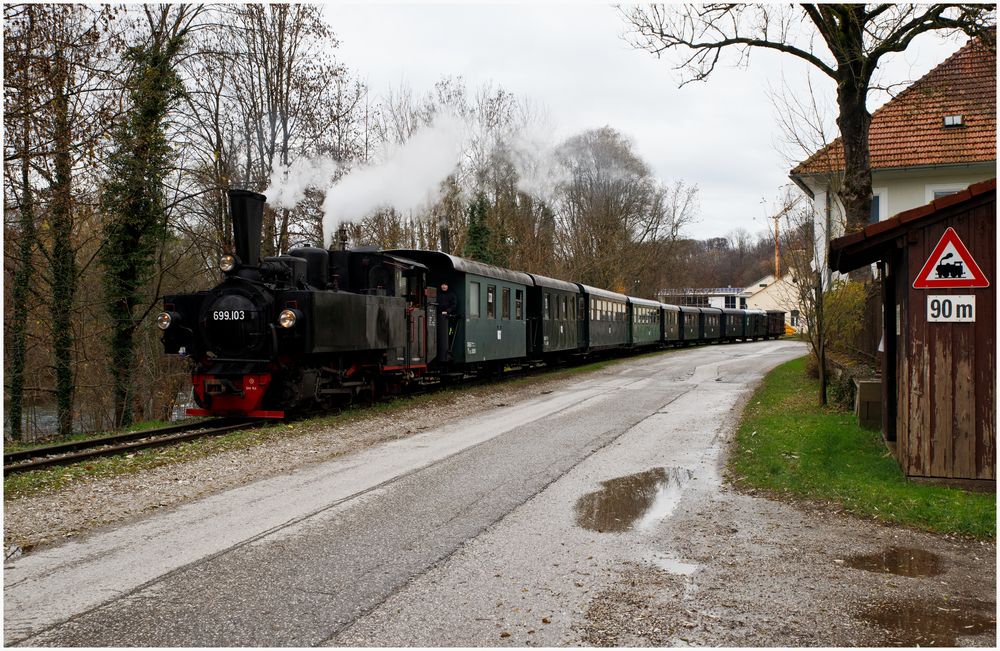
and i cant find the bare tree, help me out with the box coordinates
[3,4,122,437]
[553,127,697,292]
[623,3,994,233]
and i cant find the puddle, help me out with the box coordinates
[574,467,692,533]
[646,552,699,576]
[843,546,944,577]
[857,598,995,647]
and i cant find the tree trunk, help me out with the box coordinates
[8,106,37,441]
[834,44,874,235]
[814,269,828,406]
[49,50,77,438]
[7,10,38,441]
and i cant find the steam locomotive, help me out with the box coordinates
[157,190,785,418]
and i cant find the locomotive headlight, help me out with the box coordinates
[219,255,237,272]
[156,312,174,330]
[278,309,300,329]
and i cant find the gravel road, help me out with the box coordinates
[4,340,994,647]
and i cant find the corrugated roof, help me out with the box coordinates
[792,31,996,177]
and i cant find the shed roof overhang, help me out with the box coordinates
[828,178,996,273]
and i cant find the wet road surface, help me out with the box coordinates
[5,340,805,646]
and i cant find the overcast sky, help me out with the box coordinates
[324,3,967,240]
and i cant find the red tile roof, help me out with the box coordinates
[792,32,996,176]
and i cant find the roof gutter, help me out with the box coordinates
[788,173,814,199]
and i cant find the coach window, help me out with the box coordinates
[469,282,481,317]
[515,289,523,320]
[544,293,550,319]
[560,295,567,320]
[502,287,511,319]
[487,285,496,319]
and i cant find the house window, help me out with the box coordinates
[925,184,965,203]
[943,114,964,127]
[725,296,736,309]
[869,194,880,224]
[791,310,799,327]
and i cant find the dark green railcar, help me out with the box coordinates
[745,309,767,340]
[527,273,582,356]
[765,310,787,339]
[580,285,629,351]
[386,250,530,365]
[661,304,681,344]
[720,308,745,341]
[629,296,662,348]
[699,307,722,342]
[678,306,700,343]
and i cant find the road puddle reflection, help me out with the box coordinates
[575,467,691,533]
[844,546,943,577]
[858,599,995,647]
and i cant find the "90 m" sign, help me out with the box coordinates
[927,295,976,323]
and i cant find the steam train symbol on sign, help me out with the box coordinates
[935,252,966,279]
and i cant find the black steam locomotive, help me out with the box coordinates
[157,190,785,418]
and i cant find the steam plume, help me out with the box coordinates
[265,156,339,210]
[321,113,466,247]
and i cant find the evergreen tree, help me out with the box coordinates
[100,10,190,427]
[463,193,492,263]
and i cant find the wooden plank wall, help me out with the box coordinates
[895,198,995,480]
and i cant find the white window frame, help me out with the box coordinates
[871,186,888,223]
[924,183,966,204]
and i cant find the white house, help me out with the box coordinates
[744,273,805,331]
[790,31,996,285]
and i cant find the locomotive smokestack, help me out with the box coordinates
[229,189,265,267]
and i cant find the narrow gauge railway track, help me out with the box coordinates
[2,349,662,478]
[3,419,265,476]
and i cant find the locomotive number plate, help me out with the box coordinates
[213,310,246,321]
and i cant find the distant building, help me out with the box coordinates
[657,287,750,309]
[790,31,997,286]
[744,274,805,331]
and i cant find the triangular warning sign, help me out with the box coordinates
[913,227,990,288]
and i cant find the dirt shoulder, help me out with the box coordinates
[582,469,996,647]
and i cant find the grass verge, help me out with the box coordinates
[730,356,995,539]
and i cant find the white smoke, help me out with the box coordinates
[264,156,340,210]
[508,127,571,204]
[321,113,467,247]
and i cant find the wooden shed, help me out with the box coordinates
[829,178,995,485]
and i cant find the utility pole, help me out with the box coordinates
[773,213,781,278]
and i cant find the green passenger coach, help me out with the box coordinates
[629,296,662,347]
[387,250,530,365]
[527,273,582,356]
[579,285,629,351]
